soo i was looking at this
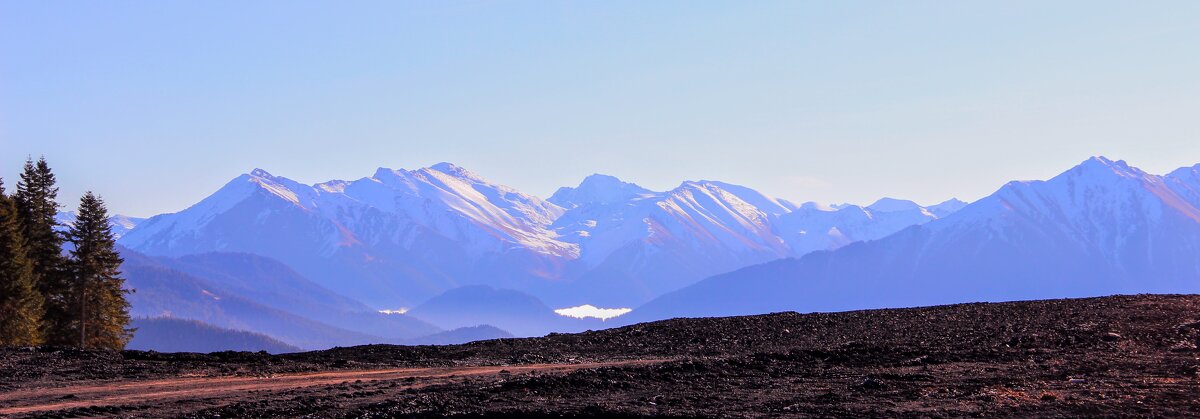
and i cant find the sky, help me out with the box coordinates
[2,1,1199,217]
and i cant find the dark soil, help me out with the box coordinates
[4,294,1200,417]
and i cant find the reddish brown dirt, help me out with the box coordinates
[3,294,1200,417]
[0,360,660,416]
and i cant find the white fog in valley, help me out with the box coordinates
[554,305,633,321]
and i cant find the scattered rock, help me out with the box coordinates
[852,377,887,391]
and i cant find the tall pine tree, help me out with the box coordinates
[68,192,132,349]
[14,157,72,345]
[0,177,45,346]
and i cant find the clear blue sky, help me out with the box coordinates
[3,1,1199,217]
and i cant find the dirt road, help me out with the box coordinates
[0,360,662,416]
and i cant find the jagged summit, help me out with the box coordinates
[55,211,146,239]
[867,197,923,213]
[579,173,631,188]
[927,198,968,217]
[1065,156,1146,179]
[696,180,798,216]
[548,173,653,209]
[371,167,396,180]
[427,162,487,182]
[1168,162,1200,179]
[429,162,462,172]
[934,198,967,207]
[369,162,482,180]
[1167,162,1200,210]
[797,201,836,212]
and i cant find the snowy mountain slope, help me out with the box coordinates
[703,180,799,216]
[547,176,957,306]
[549,180,793,304]
[630,157,1200,322]
[548,174,656,209]
[927,198,969,218]
[772,199,943,255]
[55,212,145,239]
[1166,163,1200,209]
[120,169,423,307]
[119,165,577,308]
[357,163,572,257]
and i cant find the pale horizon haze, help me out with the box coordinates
[3,1,1199,217]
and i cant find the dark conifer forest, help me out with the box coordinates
[0,157,132,349]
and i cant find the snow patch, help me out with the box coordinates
[554,305,632,320]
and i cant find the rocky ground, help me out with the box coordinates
[3,294,1200,417]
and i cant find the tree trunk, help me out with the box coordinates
[78,276,86,349]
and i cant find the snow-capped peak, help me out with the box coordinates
[942,156,1200,239]
[1068,156,1146,180]
[927,198,968,217]
[699,180,797,216]
[427,162,488,182]
[55,211,146,239]
[580,173,634,188]
[797,201,837,212]
[1167,162,1200,209]
[1169,162,1200,177]
[867,197,923,213]
[548,174,653,209]
[429,161,463,172]
[109,214,144,230]
[249,168,275,179]
[242,169,311,208]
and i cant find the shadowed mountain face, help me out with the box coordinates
[118,164,957,309]
[127,317,301,354]
[122,262,383,350]
[118,246,441,350]
[630,157,1200,322]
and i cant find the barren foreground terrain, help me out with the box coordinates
[4,294,1200,417]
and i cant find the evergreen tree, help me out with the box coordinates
[0,178,44,346]
[15,157,72,345]
[67,192,133,349]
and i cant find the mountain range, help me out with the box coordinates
[85,156,1200,352]
[117,164,960,310]
[628,157,1200,321]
